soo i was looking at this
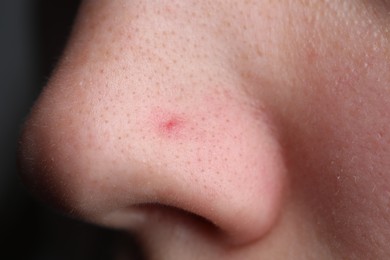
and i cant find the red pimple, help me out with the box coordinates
[152,109,186,139]
[162,118,179,132]
[158,116,184,137]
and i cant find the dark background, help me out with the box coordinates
[1,1,144,259]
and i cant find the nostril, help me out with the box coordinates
[136,203,223,234]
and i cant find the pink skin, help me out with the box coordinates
[152,108,186,139]
[18,0,390,259]
[158,116,183,137]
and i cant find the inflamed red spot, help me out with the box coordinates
[151,108,187,139]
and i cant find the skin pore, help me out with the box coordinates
[18,0,390,259]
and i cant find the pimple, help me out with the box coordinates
[151,108,187,139]
[159,117,183,136]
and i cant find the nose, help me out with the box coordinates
[18,0,287,246]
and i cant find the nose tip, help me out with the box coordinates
[18,83,287,245]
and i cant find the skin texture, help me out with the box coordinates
[18,0,390,259]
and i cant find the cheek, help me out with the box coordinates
[286,42,390,259]
[274,3,390,255]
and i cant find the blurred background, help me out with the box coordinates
[1,1,144,259]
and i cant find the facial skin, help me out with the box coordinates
[18,0,390,259]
